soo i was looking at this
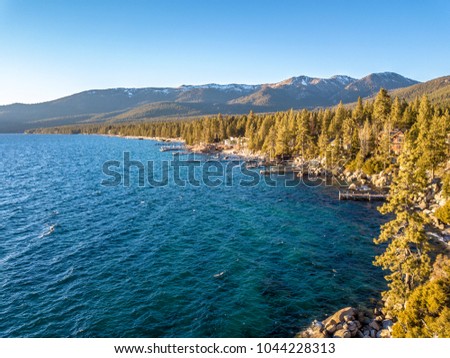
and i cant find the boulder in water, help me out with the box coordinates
[322,307,356,327]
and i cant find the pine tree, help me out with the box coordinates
[377,121,392,170]
[262,126,277,160]
[401,105,416,129]
[321,109,333,135]
[330,131,343,168]
[218,114,227,141]
[411,95,432,143]
[373,88,392,127]
[418,113,447,179]
[328,101,346,135]
[295,110,311,160]
[245,111,256,139]
[275,115,292,157]
[318,129,329,160]
[256,116,274,151]
[352,97,365,125]
[374,135,431,316]
[342,117,359,158]
[358,120,373,159]
[393,255,450,338]
[391,96,405,129]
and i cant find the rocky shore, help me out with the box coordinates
[129,136,450,246]
[290,158,393,190]
[297,307,393,338]
[295,162,449,339]
[100,134,185,143]
[340,169,393,190]
[186,142,264,160]
[299,159,450,244]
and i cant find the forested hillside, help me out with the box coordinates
[389,76,450,106]
[32,90,448,176]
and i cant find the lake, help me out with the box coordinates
[0,134,386,337]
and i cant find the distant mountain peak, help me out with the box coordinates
[270,74,358,88]
[360,72,417,83]
[330,75,356,85]
[0,71,424,133]
[270,76,313,88]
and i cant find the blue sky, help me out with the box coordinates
[0,0,449,105]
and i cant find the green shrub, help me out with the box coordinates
[345,159,358,172]
[345,153,365,171]
[362,157,384,175]
[435,201,450,224]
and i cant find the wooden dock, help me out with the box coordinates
[339,191,388,201]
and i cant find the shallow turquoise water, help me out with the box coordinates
[0,134,386,337]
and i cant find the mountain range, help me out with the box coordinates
[1,72,445,133]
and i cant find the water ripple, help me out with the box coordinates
[0,134,387,337]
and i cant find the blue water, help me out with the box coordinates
[0,134,386,337]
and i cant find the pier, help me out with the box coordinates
[338,191,388,201]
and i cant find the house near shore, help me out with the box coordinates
[377,129,405,156]
[390,130,404,155]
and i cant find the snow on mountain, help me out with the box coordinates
[270,75,357,89]
[330,75,356,85]
[0,72,421,133]
[269,76,314,88]
[178,83,260,92]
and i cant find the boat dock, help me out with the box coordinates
[338,191,388,201]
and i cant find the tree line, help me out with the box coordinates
[32,90,449,175]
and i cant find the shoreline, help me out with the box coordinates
[95,133,186,143]
[102,133,267,161]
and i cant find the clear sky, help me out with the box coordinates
[0,0,449,105]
